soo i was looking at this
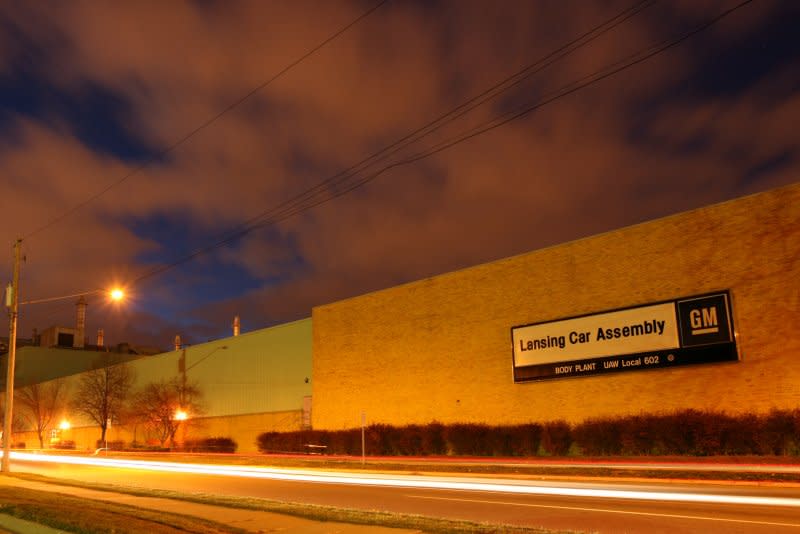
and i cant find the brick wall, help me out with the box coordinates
[311,183,800,429]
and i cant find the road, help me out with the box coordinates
[8,452,800,533]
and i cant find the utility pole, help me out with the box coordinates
[2,239,22,473]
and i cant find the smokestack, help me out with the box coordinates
[233,315,240,337]
[174,334,182,351]
[97,328,104,347]
[75,296,87,348]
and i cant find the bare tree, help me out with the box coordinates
[16,379,68,448]
[130,377,203,447]
[71,358,134,444]
[0,397,26,447]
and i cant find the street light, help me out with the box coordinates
[3,236,127,473]
[20,287,126,306]
[174,409,188,449]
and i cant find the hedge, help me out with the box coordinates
[256,409,800,457]
[182,437,238,453]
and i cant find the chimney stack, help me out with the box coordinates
[97,328,104,347]
[75,296,87,348]
[233,315,240,337]
[174,334,182,351]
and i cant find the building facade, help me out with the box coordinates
[9,318,312,453]
[311,183,800,429]
[6,183,799,449]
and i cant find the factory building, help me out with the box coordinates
[3,182,798,451]
[4,319,311,453]
[311,182,800,429]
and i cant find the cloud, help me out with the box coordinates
[0,0,797,348]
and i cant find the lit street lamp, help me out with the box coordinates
[174,409,188,449]
[3,236,126,473]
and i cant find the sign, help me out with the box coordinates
[511,291,738,382]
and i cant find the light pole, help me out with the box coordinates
[174,409,188,449]
[2,239,21,473]
[2,238,125,474]
[175,345,226,450]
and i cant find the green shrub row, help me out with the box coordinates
[181,436,238,453]
[256,409,800,457]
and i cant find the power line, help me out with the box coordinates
[394,0,757,166]
[130,0,658,286]
[129,0,753,289]
[272,0,757,212]
[195,0,658,249]
[23,0,389,240]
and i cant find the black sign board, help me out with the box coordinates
[511,291,738,382]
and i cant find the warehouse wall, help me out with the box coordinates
[16,409,302,453]
[311,183,800,430]
[9,318,312,453]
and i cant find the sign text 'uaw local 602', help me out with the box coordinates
[510,291,738,382]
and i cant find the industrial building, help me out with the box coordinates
[311,182,799,429]
[3,319,311,453]
[3,182,798,452]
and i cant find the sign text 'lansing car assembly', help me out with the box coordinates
[511,291,738,382]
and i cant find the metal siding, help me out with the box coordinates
[128,318,312,417]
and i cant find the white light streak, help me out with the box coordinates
[7,452,800,508]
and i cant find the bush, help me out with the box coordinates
[422,422,447,455]
[619,414,657,455]
[255,410,800,458]
[446,424,492,456]
[52,440,75,450]
[541,421,572,456]
[573,418,622,456]
[183,437,238,453]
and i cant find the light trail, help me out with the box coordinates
[8,451,800,508]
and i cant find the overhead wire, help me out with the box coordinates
[392,0,756,167]
[129,0,660,285]
[22,0,755,308]
[258,0,757,214]
[22,0,389,241]
[19,0,653,300]
[186,0,658,250]
[128,0,755,289]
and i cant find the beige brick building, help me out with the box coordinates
[311,183,800,430]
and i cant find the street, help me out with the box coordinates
[8,453,800,533]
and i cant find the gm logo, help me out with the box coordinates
[677,293,733,347]
[689,307,719,335]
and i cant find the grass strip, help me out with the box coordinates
[11,473,567,534]
[0,486,246,534]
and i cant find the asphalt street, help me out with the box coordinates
[8,453,800,533]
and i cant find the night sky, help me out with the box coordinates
[1,0,798,349]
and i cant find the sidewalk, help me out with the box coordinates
[0,476,418,534]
